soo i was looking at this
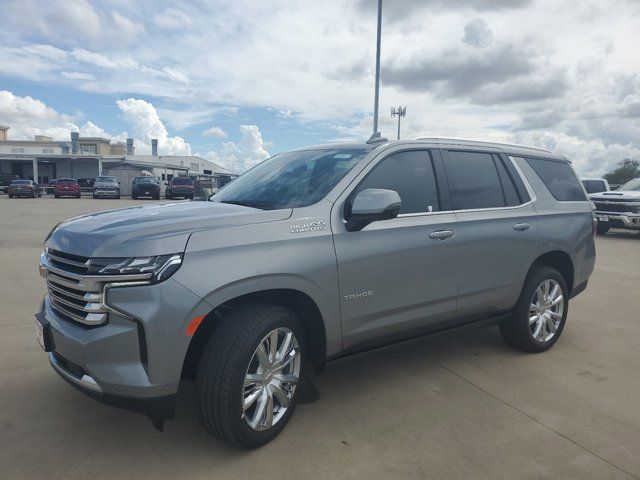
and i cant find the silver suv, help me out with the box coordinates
[36,138,596,448]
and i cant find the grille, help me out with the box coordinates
[43,249,152,326]
[45,249,108,325]
[593,201,640,214]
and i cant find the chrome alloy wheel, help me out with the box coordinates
[242,327,301,431]
[529,279,564,343]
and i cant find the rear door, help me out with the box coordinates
[441,149,538,317]
[332,148,460,350]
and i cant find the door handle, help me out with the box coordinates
[429,230,454,240]
[513,223,531,231]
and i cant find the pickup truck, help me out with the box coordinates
[590,177,640,234]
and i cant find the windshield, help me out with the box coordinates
[96,176,116,183]
[619,178,640,192]
[172,177,193,185]
[134,177,155,184]
[582,180,606,193]
[11,180,30,185]
[210,147,371,210]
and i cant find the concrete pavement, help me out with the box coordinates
[1,195,639,480]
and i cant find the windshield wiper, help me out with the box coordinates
[217,199,268,210]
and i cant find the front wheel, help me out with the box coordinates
[196,303,305,448]
[500,265,568,353]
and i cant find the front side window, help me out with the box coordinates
[211,148,372,210]
[444,151,506,210]
[524,157,586,201]
[353,150,439,214]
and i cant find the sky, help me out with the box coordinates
[1,0,639,175]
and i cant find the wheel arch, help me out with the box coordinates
[528,250,575,294]
[181,287,328,380]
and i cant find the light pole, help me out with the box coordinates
[372,0,382,134]
[391,106,406,140]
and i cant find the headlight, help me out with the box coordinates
[87,254,183,283]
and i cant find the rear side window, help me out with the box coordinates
[524,157,586,201]
[354,150,439,214]
[444,151,505,210]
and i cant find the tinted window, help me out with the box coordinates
[581,180,607,194]
[445,151,505,210]
[354,150,439,214]
[494,157,521,206]
[96,176,116,183]
[134,177,155,184]
[212,148,371,209]
[172,177,193,185]
[12,180,30,185]
[524,157,586,201]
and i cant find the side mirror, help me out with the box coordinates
[345,188,402,232]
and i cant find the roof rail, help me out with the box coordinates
[414,137,552,154]
[367,132,388,144]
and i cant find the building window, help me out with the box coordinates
[203,169,212,175]
[81,145,97,154]
[11,147,25,153]
[190,162,200,172]
[42,148,54,154]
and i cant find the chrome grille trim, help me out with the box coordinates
[42,249,153,326]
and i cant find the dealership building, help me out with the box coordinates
[0,125,234,195]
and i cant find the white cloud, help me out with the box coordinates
[153,7,192,30]
[205,125,270,173]
[202,126,227,138]
[62,71,95,81]
[0,90,77,140]
[111,11,145,39]
[71,48,117,68]
[116,97,191,155]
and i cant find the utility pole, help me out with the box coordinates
[372,0,382,134]
[391,106,406,140]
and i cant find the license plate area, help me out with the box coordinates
[35,312,54,352]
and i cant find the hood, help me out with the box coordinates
[590,191,640,200]
[47,201,292,258]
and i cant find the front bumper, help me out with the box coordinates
[38,276,209,420]
[94,189,119,197]
[595,211,640,230]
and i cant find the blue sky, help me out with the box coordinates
[1,0,639,174]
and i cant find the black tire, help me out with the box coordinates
[196,303,306,449]
[500,265,569,353]
[596,222,609,235]
[132,194,137,200]
[166,193,172,200]
[54,194,59,199]
[154,194,160,200]
[115,195,120,199]
[8,194,13,198]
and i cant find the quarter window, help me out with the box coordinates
[354,150,439,214]
[524,157,586,201]
[444,151,505,210]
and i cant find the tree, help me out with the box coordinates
[603,159,640,185]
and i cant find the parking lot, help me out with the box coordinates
[1,195,639,480]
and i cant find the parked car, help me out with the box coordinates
[77,178,95,191]
[1,173,20,194]
[8,179,41,198]
[131,176,160,200]
[54,178,81,198]
[36,138,595,448]
[590,177,640,234]
[581,178,610,194]
[165,176,194,199]
[92,176,120,199]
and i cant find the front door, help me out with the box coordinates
[332,148,460,350]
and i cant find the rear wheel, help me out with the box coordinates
[54,194,60,199]
[8,194,13,198]
[196,303,305,449]
[500,265,568,353]
[596,222,609,235]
